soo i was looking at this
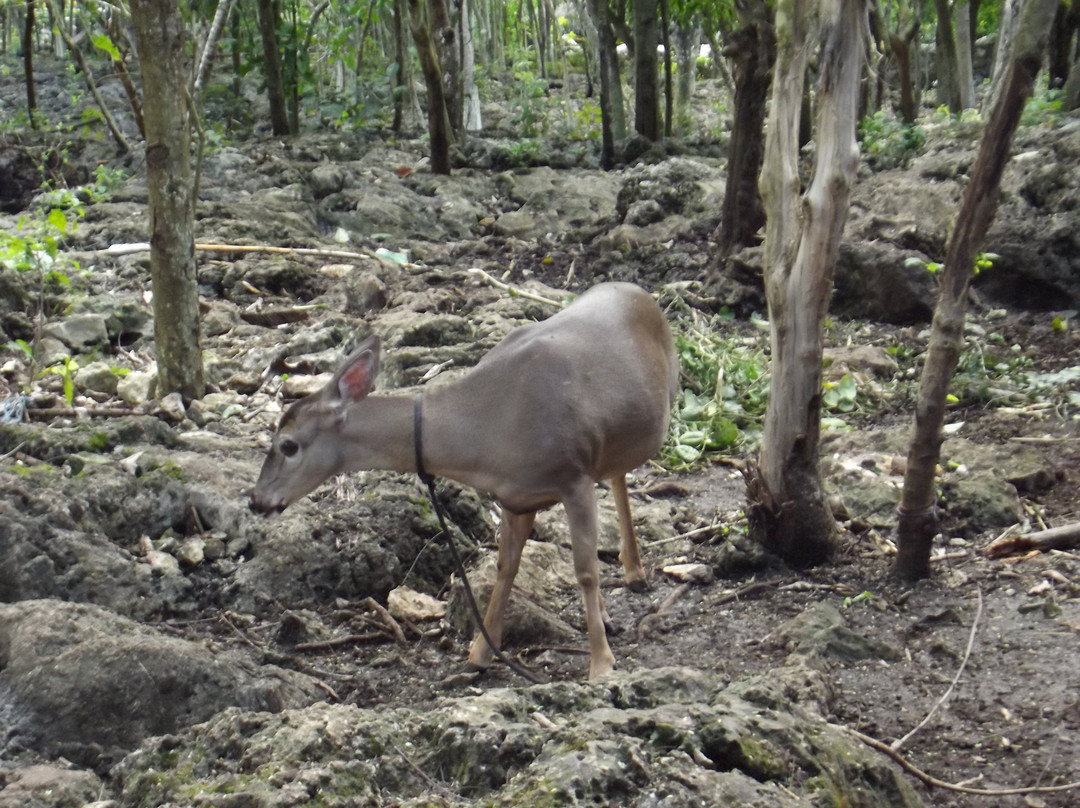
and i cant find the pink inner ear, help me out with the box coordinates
[338,354,374,402]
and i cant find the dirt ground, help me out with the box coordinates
[3,57,1080,807]
[158,306,1079,808]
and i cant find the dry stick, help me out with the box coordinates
[637,583,691,639]
[848,727,1080,797]
[391,741,456,799]
[293,632,387,652]
[26,406,134,420]
[466,267,565,308]
[987,521,1080,558]
[645,523,722,545]
[312,680,341,701]
[97,242,382,261]
[714,578,786,606]
[891,588,983,752]
[361,597,407,645]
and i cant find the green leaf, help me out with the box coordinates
[673,444,700,463]
[91,33,122,61]
[47,208,68,233]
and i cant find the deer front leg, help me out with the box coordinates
[564,481,616,679]
[611,474,647,591]
[468,508,535,671]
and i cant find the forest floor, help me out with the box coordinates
[2,56,1080,807]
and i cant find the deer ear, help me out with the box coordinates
[330,336,381,404]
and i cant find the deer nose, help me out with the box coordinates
[249,495,284,516]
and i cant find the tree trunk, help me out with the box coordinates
[256,0,291,136]
[585,0,619,168]
[1047,0,1080,89]
[880,0,921,123]
[23,0,36,128]
[129,0,206,401]
[432,0,462,141]
[934,0,962,112]
[461,0,482,131]
[632,0,660,140]
[193,0,233,95]
[955,0,975,108]
[392,0,409,131]
[750,0,866,567]
[713,0,773,259]
[895,0,1059,580]
[983,0,1021,112]
[661,0,672,137]
[409,0,453,173]
[672,19,698,136]
[1066,48,1080,109]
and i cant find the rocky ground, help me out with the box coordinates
[0,57,1079,807]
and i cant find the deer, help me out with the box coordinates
[250,282,679,679]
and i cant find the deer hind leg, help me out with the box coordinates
[611,474,647,592]
[468,508,535,671]
[564,480,616,679]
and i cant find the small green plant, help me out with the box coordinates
[859,111,926,170]
[43,356,80,406]
[0,208,77,289]
[822,374,860,413]
[904,251,997,278]
[1022,85,1063,127]
[508,68,551,137]
[86,164,128,202]
[663,322,769,468]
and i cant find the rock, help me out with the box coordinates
[344,271,390,313]
[111,667,924,807]
[282,372,331,397]
[662,562,715,584]
[201,300,242,336]
[309,163,347,197]
[0,600,322,768]
[624,198,665,225]
[233,476,456,613]
[175,536,205,568]
[777,602,900,662]
[116,369,156,405]
[940,470,1022,537]
[823,345,900,379]
[388,586,446,621]
[833,240,936,324]
[41,313,109,352]
[0,764,103,808]
[75,360,119,396]
[157,391,186,422]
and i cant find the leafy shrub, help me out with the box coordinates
[859,111,926,170]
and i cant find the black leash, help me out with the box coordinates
[413,393,544,685]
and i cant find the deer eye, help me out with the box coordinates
[278,438,300,458]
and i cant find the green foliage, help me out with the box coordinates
[87,164,129,201]
[508,68,552,137]
[1022,85,1064,127]
[90,32,122,62]
[822,374,859,413]
[42,356,79,406]
[663,321,768,469]
[858,111,926,170]
[905,252,997,278]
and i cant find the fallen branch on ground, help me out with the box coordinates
[92,241,383,262]
[848,726,1080,796]
[986,522,1080,558]
[891,589,982,752]
[466,267,565,307]
[637,583,691,640]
